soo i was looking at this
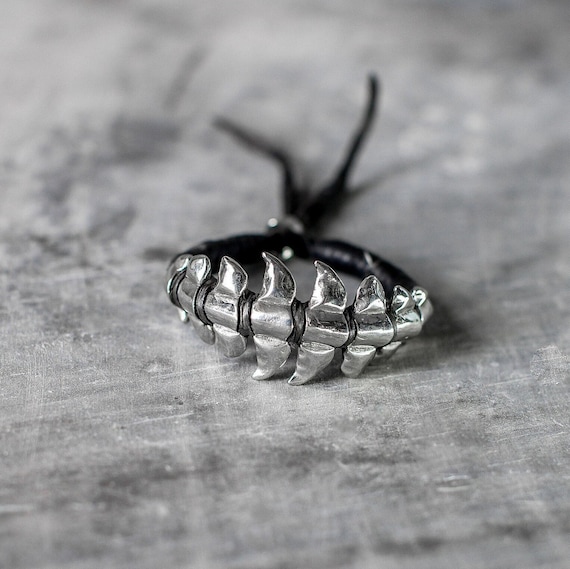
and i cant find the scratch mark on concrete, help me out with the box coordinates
[530,345,569,384]
[163,48,206,111]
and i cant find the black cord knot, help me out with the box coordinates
[215,74,380,237]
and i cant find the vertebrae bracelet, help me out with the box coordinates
[165,76,433,385]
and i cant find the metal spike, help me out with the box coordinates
[341,345,377,378]
[204,256,249,356]
[188,255,211,284]
[354,275,386,314]
[252,335,291,380]
[303,261,349,346]
[288,342,335,385]
[178,255,211,314]
[218,256,248,296]
[259,252,296,300]
[391,285,416,314]
[341,275,394,378]
[250,252,296,379]
[391,285,422,341]
[412,287,433,323]
[204,256,248,330]
[177,308,189,323]
[377,341,403,359]
[213,324,247,357]
[351,275,394,348]
[290,262,350,384]
[308,261,347,312]
[251,252,295,337]
[189,314,215,344]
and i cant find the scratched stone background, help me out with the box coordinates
[1,1,570,568]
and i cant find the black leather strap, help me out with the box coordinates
[174,75,418,295]
[181,230,417,293]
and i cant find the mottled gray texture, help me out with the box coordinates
[1,1,570,568]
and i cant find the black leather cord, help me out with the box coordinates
[295,75,379,229]
[176,75,417,294]
[183,230,417,293]
[214,75,379,231]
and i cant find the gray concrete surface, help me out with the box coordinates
[1,1,569,568]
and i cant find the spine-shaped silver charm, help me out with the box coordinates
[203,256,249,357]
[177,255,215,344]
[341,275,393,378]
[250,253,296,380]
[390,285,422,342]
[288,261,349,385]
[167,253,432,384]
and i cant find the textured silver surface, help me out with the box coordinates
[204,256,248,356]
[350,275,393,347]
[342,275,393,378]
[168,253,430,381]
[290,261,350,384]
[178,255,215,344]
[391,285,423,341]
[250,252,295,379]
[1,1,570,568]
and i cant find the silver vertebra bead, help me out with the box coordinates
[203,256,248,357]
[165,254,191,322]
[412,286,433,323]
[289,261,350,385]
[391,285,422,342]
[341,275,394,378]
[250,252,296,380]
[178,255,215,344]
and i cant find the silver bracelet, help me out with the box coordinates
[165,76,432,384]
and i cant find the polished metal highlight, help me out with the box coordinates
[178,255,215,344]
[341,275,393,378]
[165,254,191,322]
[391,285,422,342]
[412,287,433,322]
[203,256,249,357]
[250,252,296,380]
[166,253,432,384]
[289,261,349,385]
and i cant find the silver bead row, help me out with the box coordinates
[166,252,432,384]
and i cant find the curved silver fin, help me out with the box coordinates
[213,324,247,357]
[204,256,249,355]
[353,276,393,348]
[165,255,191,308]
[288,342,335,385]
[250,252,296,379]
[217,256,248,296]
[391,285,422,341]
[252,335,291,380]
[412,286,433,322]
[188,255,211,284]
[258,252,296,304]
[341,345,377,378]
[377,341,403,359]
[354,275,386,314]
[250,252,295,338]
[303,261,350,347]
[308,261,347,312]
[190,314,215,344]
[178,254,211,314]
[177,308,190,323]
[290,261,349,384]
[341,275,394,377]
[391,285,416,314]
